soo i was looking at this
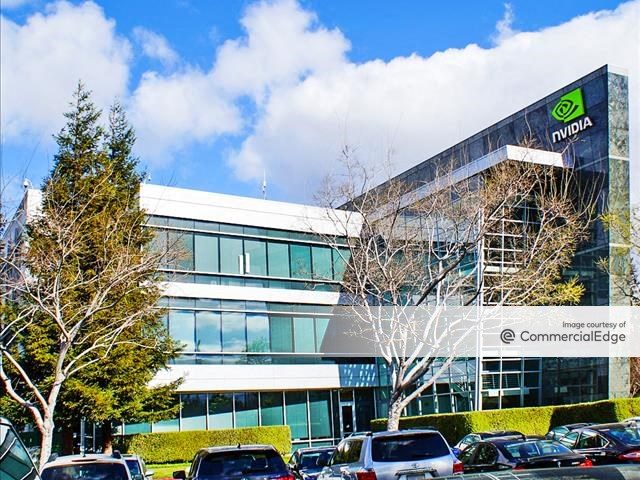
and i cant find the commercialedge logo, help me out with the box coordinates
[550,87,593,143]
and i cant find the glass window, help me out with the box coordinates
[196,311,221,352]
[312,246,333,280]
[168,231,194,270]
[167,218,194,229]
[245,239,267,276]
[260,392,284,426]
[194,234,219,273]
[0,422,38,480]
[458,443,478,463]
[235,393,259,427]
[219,224,243,234]
[247,313,270,352]
[270,316,293,352]
[267,242,290,277]
[198,449,286,478]
[220,237,243,274]
[153,416,179,432]
[343,440,363,463]
[208,393,233,429]
[309,391,331,439]
[41,464,128,480]
[285,392,309,440]
[222,312,246,352]
[475,444,498,464]
[355,389,375,432]
[314,318,330,352]
[123,423,151,435]
[559,431,579,448]
[294,317,315,353]
[169,310,195,351]
[576,432,608,449]
[290,245,312,279]
[371,433,449,462]
[332,248,350,281]
[194,220,219,231]
[181,394,207,431]
[151,229,168,265]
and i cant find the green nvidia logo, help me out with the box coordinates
[551,87,586,123]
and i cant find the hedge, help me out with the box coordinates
[370,397,640,445]
[114,425,291,464]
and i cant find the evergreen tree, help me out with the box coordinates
[0,83,179,464]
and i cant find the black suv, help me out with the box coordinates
[173,445,293,480]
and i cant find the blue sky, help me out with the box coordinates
[1,0,637,213]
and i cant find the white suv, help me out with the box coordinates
[318,429,463,480]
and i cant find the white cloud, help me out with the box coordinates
[492,3,518,45]
[127,68,242,163]
[225,0,639,198]
[127,0,349,164]
[0,1,131,141]
[211,0,349,101]
[132,26,178,68]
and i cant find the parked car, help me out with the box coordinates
[41,452,132,480]
[454,431,525,452]
[173,444,293,480]
[289,447,335,480]
[0,417,40,480]
[457,438,591,473]
[123,454,154,480]
[545,422,594,441]
[558,422,640,465]
[317,429,462,479]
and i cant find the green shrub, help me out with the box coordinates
[370,397,640,445]
[115,425,291,464]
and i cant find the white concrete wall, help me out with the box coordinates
[140,183,361,237]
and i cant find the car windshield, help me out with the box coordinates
[371,433,450,462]
[299,450,333,470]
[197,450,286,478]
[503,440,572,460]
[42,463,129,480]
[125,460,141,476]
[604,426,640,446]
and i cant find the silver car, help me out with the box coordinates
[318,429,462,480]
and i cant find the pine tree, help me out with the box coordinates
[55,101,181,453]
[0,83,179,464]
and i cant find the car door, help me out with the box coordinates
[574,431,616,465]
[458,443,481,473]
[473,444,501,472]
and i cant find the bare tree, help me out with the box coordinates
[600,206,639,396]
[600,206,640,306]
[0,179,177,464]
[315,145,595,430]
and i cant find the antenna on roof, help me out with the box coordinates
[261,169,267,200]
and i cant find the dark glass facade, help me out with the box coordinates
[382,65,630,407]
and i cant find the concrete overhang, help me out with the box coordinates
[402,145,566,207]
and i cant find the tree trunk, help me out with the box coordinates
[102,421,113,454]
[386,396,404,431]
[39,417,55,467]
